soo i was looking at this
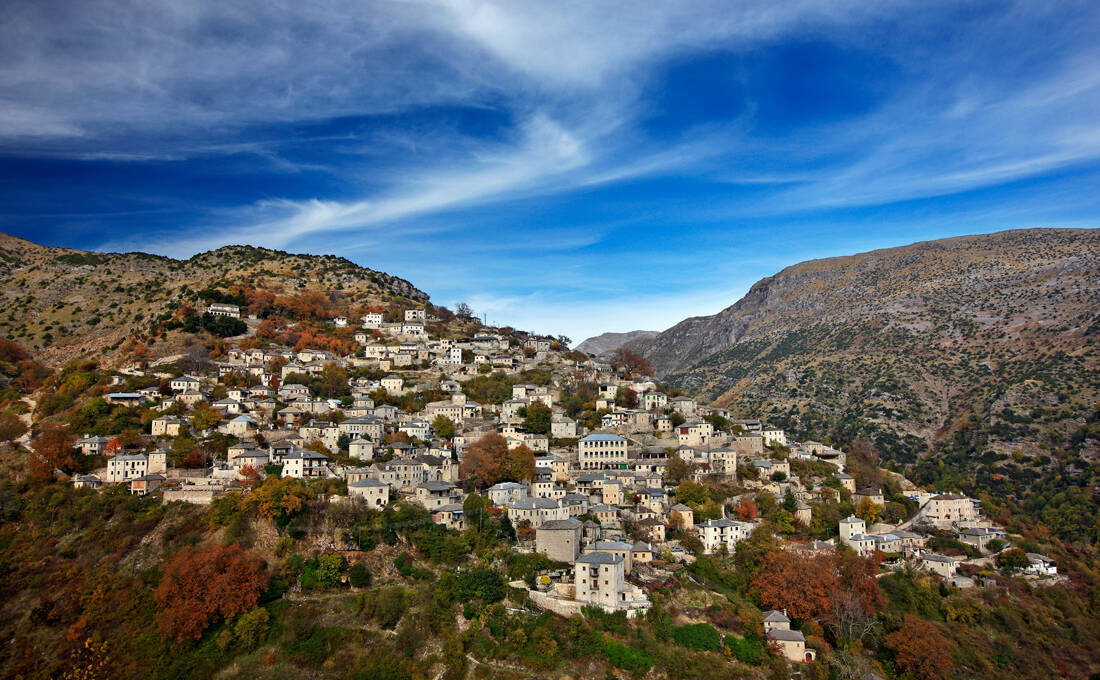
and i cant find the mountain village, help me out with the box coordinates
[61,300,1060,666]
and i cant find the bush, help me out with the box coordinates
[349,563,371,588]
[233,607,270,650]
[671,622,721,651]
[603,638,653,673]
[725,635,767,664]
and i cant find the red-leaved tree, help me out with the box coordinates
[885,615,955,680]
[155,543,267,641]
[751,550,838,622]
[28,423,76,481]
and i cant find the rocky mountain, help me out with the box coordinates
[630,228,1100,484]
[0,233,428,366]
[575,329,659,355]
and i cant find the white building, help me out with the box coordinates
[577,433,628,470]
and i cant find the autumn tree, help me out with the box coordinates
[884,615,954,680]
[460,432,510,488]
[317,362,348,398]
[609,347,653,378]
[29,423,76,481]
[751,550,839,622]
[0,411,28,444]
[154,543,266,641]
[244,476,313,529]
[735,499,759,521]
[503,444,536,482]
[618,387,638,408]
[855,497,881,524]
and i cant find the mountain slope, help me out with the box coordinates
[575,329,659,355]
[0,233,428,366]
[633,229,1100,529]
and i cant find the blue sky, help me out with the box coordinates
[2,1,1099,342]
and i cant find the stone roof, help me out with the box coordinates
[538,518,583,530]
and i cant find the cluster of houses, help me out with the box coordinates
[67,305,1040,651]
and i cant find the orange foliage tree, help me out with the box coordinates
[503,443,536,483]
[154,543,267,641]
[751,549,883,627]
[751,550,838,622]
[885,615,955,680]
[460,432,510,488]
[735,499,759,521]
[29,423,76,481]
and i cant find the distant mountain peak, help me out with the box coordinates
[575,330,659,355]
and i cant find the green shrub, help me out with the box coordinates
[725,635,767,664]
[349,563,371,588]
[233,607,270,650]
[603,638,652,673]
[671,622,721,651]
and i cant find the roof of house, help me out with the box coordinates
[576,552,623,565]
[579,433,627,442]
[762,610,790,623]
[921,553,957,563]
[767,629,805,642]
[538,518,583,530]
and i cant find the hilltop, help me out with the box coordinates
[0,233,428,366]
[575,329,659,355]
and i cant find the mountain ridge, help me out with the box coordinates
[0,233,429,366]
[628,228,1100,493]
[575,329,659,355]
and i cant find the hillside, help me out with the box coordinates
[575,329,659,355]
[0,234,428,366]
[631,228,1100,538]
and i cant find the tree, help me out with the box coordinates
[29,423,76,481]
[0,411,28,444]
[735,499,759,521]
[245,476,312,529]
[855,497,881,524]
[666,456,695,484]
[503,444,536,482]
[751,550,838,622]
[191,402,221,431]
[884,615,954,680]
[154,543,266,641]
[618,387,638,408]
[675,480,708,506]
[454,302,474,319]
[782,488,798,513]
[460,432,511,488]
[996,547,1030,572]
[609,348,653,378]
[318,362,348,398]
[431,415,456,440]
[522,402,552,435]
